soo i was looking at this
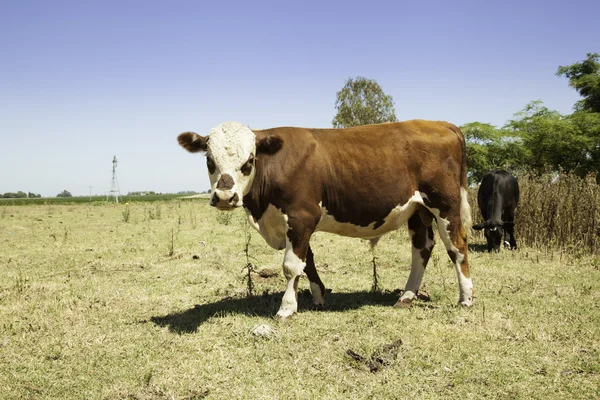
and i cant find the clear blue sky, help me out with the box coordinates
[1,0,598,196]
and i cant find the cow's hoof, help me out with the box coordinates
[393,298,412,309]
[275,309,296,321]
[459,299,473,307]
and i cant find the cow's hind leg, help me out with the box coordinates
[395,209,435,308]
[304,246,326,309]
[435,212,473,306]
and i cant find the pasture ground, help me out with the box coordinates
[1,201,599,399]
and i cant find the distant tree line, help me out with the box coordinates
[3,191,41,198]
[127,191,159,196]
[333,53,600,184]
[3,190,210,199]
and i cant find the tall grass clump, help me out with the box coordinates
[122,205,131,222]
[242,219,257,296]
[469,172,600,254]
[215,211,234,225]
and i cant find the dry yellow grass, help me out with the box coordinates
[1,200,599,399]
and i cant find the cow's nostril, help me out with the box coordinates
[229,193,239,204]
[210,195,218,206]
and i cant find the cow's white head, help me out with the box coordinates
[178,121,282,210]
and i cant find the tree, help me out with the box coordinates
[506,101,600,178]
[332,77,396,128]
[557,53,600,113]
[564,110,600,177]
[461,122,527,185]
[56,190,73,198]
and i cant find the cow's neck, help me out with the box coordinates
[242,161,274,222]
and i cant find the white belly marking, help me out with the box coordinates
[315,192,425,239]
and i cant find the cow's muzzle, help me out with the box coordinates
[210,190,240,210]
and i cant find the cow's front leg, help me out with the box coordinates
[436,214,473,306]
[276,213,317,319]
[505,224,517,250]
[276,241,305,319]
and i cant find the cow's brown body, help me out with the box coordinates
[178,120,473,318]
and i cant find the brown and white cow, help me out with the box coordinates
[178,120,473,318]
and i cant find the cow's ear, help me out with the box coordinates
[472,223,484,231]
[178,132,208,153]
[256,135,283,155]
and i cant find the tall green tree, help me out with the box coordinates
[461,122,526,185]
[506,101,600,178]
[556,53,600,113]
[565,110,600,176]
[332,77,396,128]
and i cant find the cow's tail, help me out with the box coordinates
[451,124,473,230]
[460,186,472,231]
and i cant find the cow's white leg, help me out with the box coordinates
[396,211,435,307]
[276,238,305,319]
[276,210,320,319]
[435,214,473,306]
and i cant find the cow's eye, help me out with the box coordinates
[206,156,216,174]
[241,154,254,176]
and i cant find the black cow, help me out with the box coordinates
[472,169,520,252]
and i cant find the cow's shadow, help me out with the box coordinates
[150,289,399,334]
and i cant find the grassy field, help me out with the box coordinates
[1,200,599,399]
